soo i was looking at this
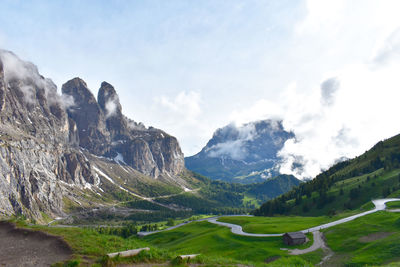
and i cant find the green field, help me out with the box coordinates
[217,209,364,234]
[11,218,316,266]
[14,210,400,266]
[218,215,336,234]
[323,211,400,266]
[143,220,315,266]
[386,201,400,209]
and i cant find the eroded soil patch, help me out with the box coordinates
[0,221,72,267]
[359,232,393,243]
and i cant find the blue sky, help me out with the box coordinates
[2,0,400,178]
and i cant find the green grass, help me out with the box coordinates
[29,225,148,257]
[242,194,260,208]
[297,249,324,265]
[287,169,400,217]
[323,211,400,266]
[12,221,174,265]
[12,219,319,266]
[143,221,317,266]
[217,213,356,234]
[386,201,400,209]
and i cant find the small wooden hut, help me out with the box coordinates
[283,232,306,245]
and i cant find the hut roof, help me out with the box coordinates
[285,232,306,239]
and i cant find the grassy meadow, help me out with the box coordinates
[322,211,400,266]
[11,209,400,266]
[386,201,400,209]
[143,220,316,266]
[13,218,316,266]
[218,215,337,234]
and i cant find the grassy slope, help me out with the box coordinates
[63,153,300,224]
[386,201,400,209]
[11,219,316,266]
[143,220,314,266]
[255,133,400,217]
[323,211,400,266]
[217,214,345,234]
[155,173,300,213]
[289,169,400,216]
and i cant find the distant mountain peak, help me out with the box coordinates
[185,119,295,183]
[98,81,122,119]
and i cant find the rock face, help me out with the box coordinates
[0,50,184,220]
[185,120,295,183]
[0,50,98,219]
[62,78,110,155]
[62,78,184,178]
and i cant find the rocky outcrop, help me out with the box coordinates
[0,50,98,219]
[62,78,110,155]
[97,81,128,139]
[62,78,184,178]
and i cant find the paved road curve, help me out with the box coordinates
[138,198,400,237]
[301,198,400,233]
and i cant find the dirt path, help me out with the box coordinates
[289,231,324,255]
[289,231,334,265]
[0,221,72,267]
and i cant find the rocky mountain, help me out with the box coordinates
[61,78,184,179]
[0,50,187,221]
[185,120,296,183]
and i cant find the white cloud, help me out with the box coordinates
[218,1,400,179]
[234,42,400,179]
[152,91,211,156]
[206,122,257,160]
[156,91,201,122]
[229,98,283,125]
[105,95,119,118]
[372,27,400,66]
[0,49,71,107]
[296,0,346,35]
[320,77,339,106]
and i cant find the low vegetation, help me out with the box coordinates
[218,215,340,234]
[386,201,400,209]
[10,217,317,266]
[143,220,315,266]
[323,211,400,266]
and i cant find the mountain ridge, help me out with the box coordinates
[0,50,187,220]
[185,119,295,183]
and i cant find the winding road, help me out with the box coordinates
[139,198,400,237]
[137,198,400,261]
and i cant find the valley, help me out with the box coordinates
[9,132,399,267]
[6,198,400,266]
[1,48,400,266]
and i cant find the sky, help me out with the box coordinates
[1,0,400,178]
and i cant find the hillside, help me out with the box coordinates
[254,133,400,216]
[185,120,295,183]
[152,173,301,213]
